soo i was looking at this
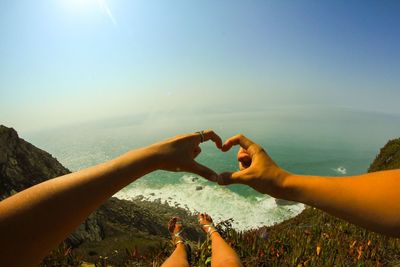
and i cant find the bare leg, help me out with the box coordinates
[198,213,243,267]
[161,217,190,267]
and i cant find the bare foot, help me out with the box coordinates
[168,217,185,246]
[198,213,218,237]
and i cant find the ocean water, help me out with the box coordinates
[24,107,400,230]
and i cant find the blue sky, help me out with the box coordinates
[0,0,399,131]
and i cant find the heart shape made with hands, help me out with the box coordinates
[217,134,259,185]
[193,131,262,185]
[193,131,281,194]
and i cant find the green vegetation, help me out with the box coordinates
[42,207,400,266]
[40,243,82,267]
[368,138,400,173]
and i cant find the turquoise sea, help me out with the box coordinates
[24,106,400,230]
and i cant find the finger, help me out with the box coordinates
[218,171,248,185]
[222,134,255,152]
[198,129,223,149]
[237,148,251,169]
[239,161,246,171]
[237,147,247,157]
[190,161,218,182]
[237,147,247,160]
[238,148,251,163]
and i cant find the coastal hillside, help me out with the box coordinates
[1,125,399,266]
[368,138,400,172]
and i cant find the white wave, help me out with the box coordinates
[115,175,304,231]
[332,166,347,175]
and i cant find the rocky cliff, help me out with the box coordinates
[0,125,70,200]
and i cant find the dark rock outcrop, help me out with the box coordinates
[67,212,105,246]
[0,125,70,200]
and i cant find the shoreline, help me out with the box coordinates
[114,174,305,231]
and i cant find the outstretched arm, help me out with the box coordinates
[0,130,222,267]
[219,134,400,237]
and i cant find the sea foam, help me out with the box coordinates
[332,166,347,175]
[115,174,304,231]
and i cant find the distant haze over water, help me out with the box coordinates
[24,106,400,229]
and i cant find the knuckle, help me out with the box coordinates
[254,144,263,152]
[249,144,264,154]
[235,134,245,141]
[218,174,227,185]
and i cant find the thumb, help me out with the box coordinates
[218,170,247,185]
[190,161,219,182]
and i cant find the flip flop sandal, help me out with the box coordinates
[199,217,218,238]
[171,220,185,246]
[169,218,192,263]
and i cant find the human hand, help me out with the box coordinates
[219,134,290,198]
[151,130,222,181]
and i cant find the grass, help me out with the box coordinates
[42,207,400,266]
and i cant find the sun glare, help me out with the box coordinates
[62,0,97,11]
[61,0,117,25]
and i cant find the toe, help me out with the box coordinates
[168,217,177,232]
[175,218,184,233]
[198,213,204,222]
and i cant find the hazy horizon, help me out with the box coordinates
[1,1,400,132]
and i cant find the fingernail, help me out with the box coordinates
[210,174,217,182]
